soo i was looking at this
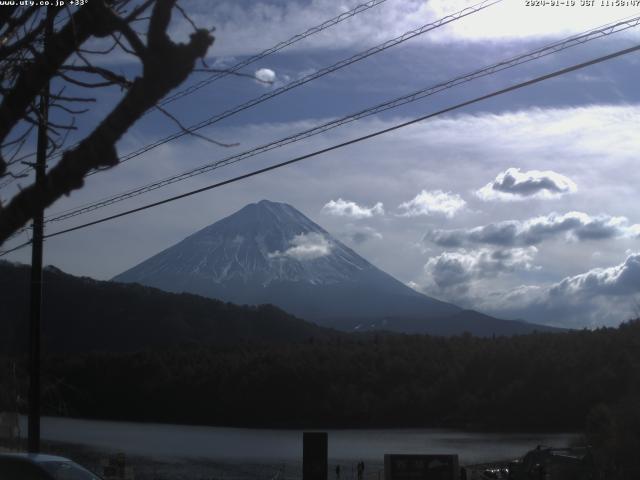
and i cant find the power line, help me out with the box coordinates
[0,8,87,190]
[0,239,32,257]
[43,14,640,225]
[159,0,390,107]
[42,0,509,221]
[0,0,390,189]
[2,41,636,256]
[6,0,499,212]
[90,0,502,174]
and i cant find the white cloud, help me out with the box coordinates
[424,0,640,42]
[321,198,384,219]
[414,252,640,328]
[426,212,640,247]
[268,232,332,261]
[414,248,640,329]
[398,190,465,218]
[182,0,640,58]
[476,168,577,201]
[254,68,276,85]
[185,0,393,57]
[14,103,639,328]
[550,253,640,298]
[469,253,640,328]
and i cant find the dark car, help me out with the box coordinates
[508,446,595,480]
[0,453,102,480]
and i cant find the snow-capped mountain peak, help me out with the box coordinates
[112,201,556,335]
[113,200,461,323]
[116,200,371,287]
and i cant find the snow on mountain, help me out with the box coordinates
[113,200,557,335]
[116,200,372,286]
[113,200,456,321]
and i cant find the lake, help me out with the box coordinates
[17,416,575,470]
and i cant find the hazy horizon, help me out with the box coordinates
[2,0,640,329]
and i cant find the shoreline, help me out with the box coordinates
[3,417,578,479]
[19,413,581,435]
[2,439,299,480]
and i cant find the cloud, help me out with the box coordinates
[321,198,384,219]
[550,253,640,298]
[340,224,383,245]
[255,68,276,84]
[17,103,640,314]
[268,232,332,261]
[417,252,640,328]
[456,253,640,328]
[424,0,640,42]
[183,0,393,57]
[181,0,640,59]
[398,190,465,218]
[424,247,538,291]
[488,284,546,311]
[426,212,640,247]
[476,168,577,201]
[509,253,640,326]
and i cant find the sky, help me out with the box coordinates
[2,0,640,328]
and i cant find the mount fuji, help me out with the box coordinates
[113,200,557,335]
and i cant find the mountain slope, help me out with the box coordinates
[114,200,459,321]
[113,200,558,335]
[0,261,335,354]
[323,310,561,336]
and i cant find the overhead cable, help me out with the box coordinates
[0,40,633,256]
[45,14,640,224]
[159,0,391,106]
[0,0,390,189]
[92,0,503,173]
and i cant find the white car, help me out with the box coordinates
[0,453,102,480]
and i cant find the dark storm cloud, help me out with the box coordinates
[424,247,538,289]
[425,212,640,247]
[477,168,577,201]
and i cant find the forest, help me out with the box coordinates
[0,261,336,354]
[2,260,640,475]
[2,320,639,433]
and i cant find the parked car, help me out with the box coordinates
[0,453,102,480]
[508,446,594,480]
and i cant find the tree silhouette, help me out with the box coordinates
[0,0,215,245]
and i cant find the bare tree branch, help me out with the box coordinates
[124,0,156,22]
[115,22,146,57]
[0,12,47,61]
[56,71,123,89]
[154,103,239,148]
[49,104,90,115]
[175,3,198,33]
[49,94,96,103]
[60,64,132,88]
[0,2,117,173]
[0,0,214,244]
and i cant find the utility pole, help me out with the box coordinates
[28,8,53,454]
